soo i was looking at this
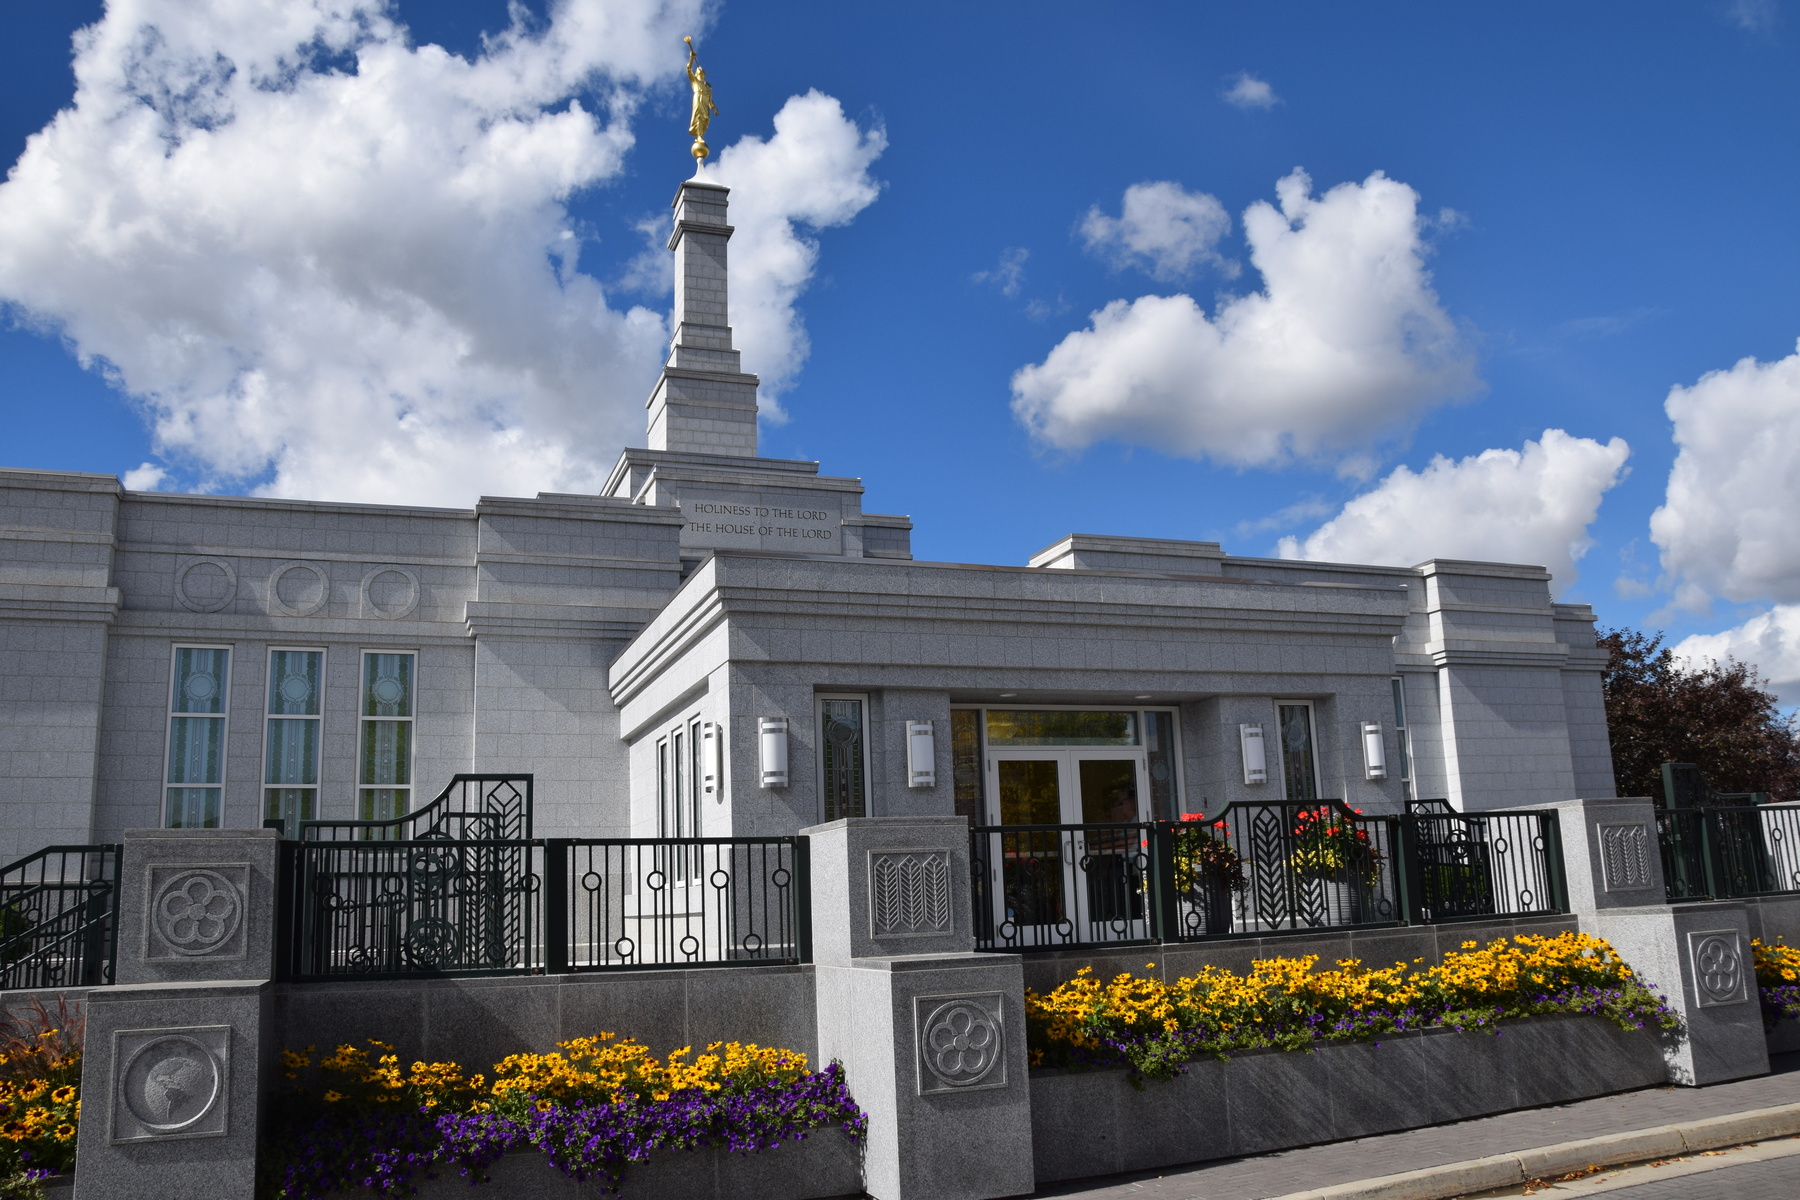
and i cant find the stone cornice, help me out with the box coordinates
[0,585,121,624]
[463,601,655,641]
[1425,640,1571,669]
[667,218,734,251]
[607,555,1409,707]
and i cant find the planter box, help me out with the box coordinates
[1769,1018,1800,1056]
[1030,1014,1668,1184]
[322,1130,863,1200]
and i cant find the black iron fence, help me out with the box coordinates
[276,832,807,982]
[295,774,533,842]
[280,838,540,980]
[970,823,1159,951]
[971,801,1569,953]
[544,838,806,971]
[0,845,121,990]
[1657,803,1800,902]
[1403,807,1567,923]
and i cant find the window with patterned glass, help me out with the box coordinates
[950,709,983,821]
[818,695,869,821]
[1278,703,1320,802]
[264,649,323,830]
[358,651,415,822]
[165,645,230,828]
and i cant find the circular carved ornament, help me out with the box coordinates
[266,561,329,617]
[361,567,419,620]
[154,870,244,956]
[174,559,237,614]
[920,999,1002,1089]
[1695,934,1744,1003]
[120,1035,223,1134]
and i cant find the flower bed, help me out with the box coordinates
[1026,932,1676,1081]
[0,998,82,1200]
[1754,937,1800,1028]
[263,1035,866,1200]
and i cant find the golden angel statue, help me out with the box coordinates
[685,37,718,160]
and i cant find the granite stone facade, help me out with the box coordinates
[0,175,1616,861]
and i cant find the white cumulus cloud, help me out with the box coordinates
[1080,181,1234,282]
[121,462,168,491]
[1222,73,1280,110]
[1012,169,1478,468]
[1649,341,1800,609]
[1674,606,1800,705]
[1278,429,1631,596]
[708,90,884,418]
[0,0,883,506]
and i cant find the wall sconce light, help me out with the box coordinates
[1239,723,1267,785]
[907,720,936,787]
[759,717,788,788]
[1362,721,1388,780]
[703,721,723,800]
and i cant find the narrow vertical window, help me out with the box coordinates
[672,726,686,834]
[819,695,868,821]
[1143,710,1178,821]
[166,646,230,828]
[657,738,671,836]
[1391,678,1414,802]
[1277,703,1319,802]
[950,709,983,822]
[358,651,415,822]
[265,649,323,828]
[687,718,703,837]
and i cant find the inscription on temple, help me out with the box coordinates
[680,497,840,551]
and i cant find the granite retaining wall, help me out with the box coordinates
[1028,1013,1670,1184]
[321,1131,864,1200]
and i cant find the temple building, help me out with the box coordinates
[0,173,1617,865]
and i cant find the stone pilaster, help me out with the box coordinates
[73,829,280,1200]
[802,816,1035,1200]
[1521,798,1769,1086]
[646,178,761,457]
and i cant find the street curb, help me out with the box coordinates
[1262,1101,1800,1200]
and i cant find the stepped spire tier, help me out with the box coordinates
[645,179,761,457]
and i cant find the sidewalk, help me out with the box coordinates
[1031,1052,1800,1200]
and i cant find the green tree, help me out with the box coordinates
[1599,626,1800,803]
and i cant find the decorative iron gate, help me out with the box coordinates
[282,838,539,980]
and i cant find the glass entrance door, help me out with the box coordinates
[983,750,1150,947]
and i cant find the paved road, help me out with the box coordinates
[1034,1053,1800,1200]
[1574,1152,1800,1197]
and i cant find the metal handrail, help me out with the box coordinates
[0,844,122,989]
[297,773,533,842]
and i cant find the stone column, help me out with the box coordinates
[802,816,1035,1200]
[1528,798,1768,1086]
[74,828,279,1200]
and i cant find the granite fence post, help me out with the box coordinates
[73,828,281,1199]
[1521,798,1768,1086]
[801,816,1035,1200]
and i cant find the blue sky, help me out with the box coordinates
[3,2,1799,693]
